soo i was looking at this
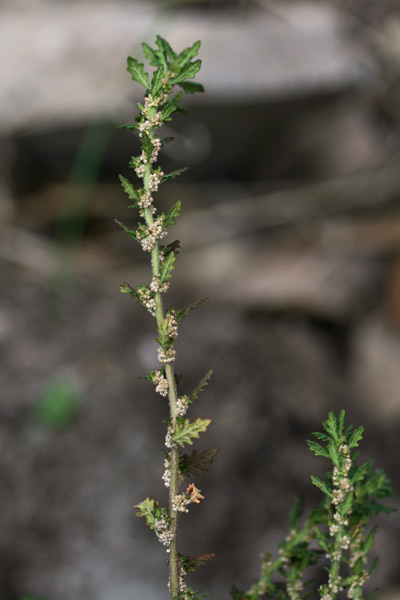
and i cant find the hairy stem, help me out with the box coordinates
[144,165,180,599]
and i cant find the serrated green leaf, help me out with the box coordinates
[179,40,201,66]
[142,42,159,67]
[150,65,165,96]
[312,431,330,442]
[156,35,177,63]
[119,175,139,201]
[348,426,364,449]
[337,409,345,434]
[161,167,188,183]
[171,59,202,85]
[176,296,209,323]
[172,418,211,448]
[127,56,149,89]
[327,438,340,468]
[117,123,140,131]
[141,132,154,158]
[161,136,174,146]
[311,475,332,497]
[161,92,184,121]
[178,81,205,94]
[135,497,157,529]
[163,201,181,228]
[157,317,171,349]
[323,411,339,441]
[114,218,138,241]
[180,553,215,574]
[191,370,213,401]
[120,281,139,298]
[341,491,353,515]
[362,526,377,555]
[351,461,371,484]
[180,448,219,477]
[159,251,176,285]
[307,440,330,458]
[314,527,330,553]
[289,495,304,529]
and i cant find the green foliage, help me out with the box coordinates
[232,411,393,600]
[126,56,149,89]
[119,37,210,599]
[180,448,219,477]
[114,218,138,241]
[190,370,213,402]
[172,418,211,448]
[34,377,80,430]
[135,498,167,530]
[161,168,189,182]
[159,251,176,286]
[176,296,209,323]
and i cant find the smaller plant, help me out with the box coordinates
[231,410,394,600]
[34,376,80,430]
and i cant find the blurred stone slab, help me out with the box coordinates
[0,1,375,133]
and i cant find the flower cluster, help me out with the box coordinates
[136,285,156,316]
[154,517,173,551]
[137,215,167,252]
[158,347,176,364]
[176,395,190,417]
[172,484,204,513]
[153,369,169,396]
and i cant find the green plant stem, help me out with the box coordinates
[144,165,180,599]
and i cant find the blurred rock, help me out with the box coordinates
[0,1,375,132]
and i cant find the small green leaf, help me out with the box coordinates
[156,35,177,63]
[178,40,201,67]
[307,440,329,458]
[312,431,330,442]
[172,418,211,448]
[163,201,181,228]
[142,42,159,67]
[135,498,158,529]
[289,495,304,529]
[178,81,205,94]
[351,461,371,484]
[327,438,340,468]
[127,56,149,89]
[180,553,215,573]
[159,251,176,286]
[311,475,332,497]
[120,281,139,298]
[117,123,140,131]
[323,411,339,441]
[157,317,171,349]
[337,409,345,436]
[180,448,219,477]
[150,65,165,96]
[348,426,364,449]
[171,59,202,85]
[191,370,213,401]
[176,296,209,323]
[114,218,138,241]
[161,136,174,146]
[341,491,353,515]
[363,526,377,555]
[119,175,139,201]
[161,92,184,121]
[161,168,188,183]
[314,527,330,553]
[141,132,154,157]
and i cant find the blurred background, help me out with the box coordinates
[1,0,400,598]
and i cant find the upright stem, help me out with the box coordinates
[144,166,180,599]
